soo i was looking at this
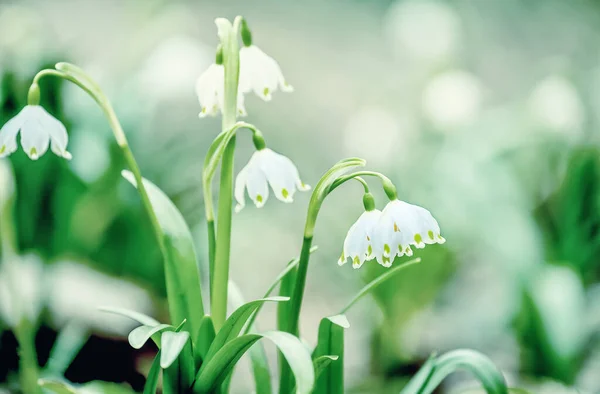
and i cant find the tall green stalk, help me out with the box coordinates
[211,17,242,331]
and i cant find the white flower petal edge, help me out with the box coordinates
[372,200,445,267]
[235,148,310,212]
[239,45,293,101]
[196,64,246,118]
[338,209,382,269]
[0,105,71,161]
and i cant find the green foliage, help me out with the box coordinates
[312,315,350,394]
[399,349,508,394]
[122,171,205,340]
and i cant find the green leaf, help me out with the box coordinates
[122,171,204,342]
[98,306,159,326]
[143,351,161,394]
[248,344,273,394]
[194,331,314,394]
[400,349,508,394]
[161,331,190,369]
[38,379,77,394]
[195,315,216,366]
[340,258,421,314]
[313,355,339,381]
[312,315,350,394]
[203,296,289,363]
[163,332,195,394]
[44,322,89,376]
[128,323,173,349]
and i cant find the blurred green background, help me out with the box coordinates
[1,0,600,393]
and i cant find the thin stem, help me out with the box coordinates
[16,319,39,394]
[207,219,216,299]
[284,236,313,337]
[352,176,369,193]
[34,69,165,255]
[211,16,242,331]
[339,258,421,314]
[329,170,396,199]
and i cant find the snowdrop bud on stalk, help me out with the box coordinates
[0,83,72,160]
[234,132,310,212]
[239,19,293,101]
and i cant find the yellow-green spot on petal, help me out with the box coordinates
[256,195,263,203]
[30,147,37,158]
[282,188,289,199]
[384,244,391,255]
[367,245,372,256]
[201,107,207,114]
[382,256,390,264]
[405,247,411,254]
[414,233,423,244]
[352,256,360,267]
[428,230,435,240]
[393,222,400,232]
[0,145,5,154]
[263,87,270,97]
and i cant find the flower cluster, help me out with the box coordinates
[339,199,445,269]
[195,30,292,117]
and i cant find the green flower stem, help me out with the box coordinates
[211,16,242,331]
[15,319,39,394]
[1,196,40,393]
[339,257,421,314]
[329,170,397,200]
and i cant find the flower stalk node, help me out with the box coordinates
[363,192,376,211]
[27,84,40,106]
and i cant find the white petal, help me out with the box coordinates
[340,210,381,269]
[38,107,71,160]
[257,149,307,203]
[19,107,50,160]
[245,159,269,208]
[196,64,224,117]
[234,165,249,213]
[0,107,28,157]
[239,45,291,101]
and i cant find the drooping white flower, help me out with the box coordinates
[235,148,310,212]
[0,105,71,160]
[338,209,382,269]
[372,200,445,267]
[195,63,246,118]
[239,45,293,101]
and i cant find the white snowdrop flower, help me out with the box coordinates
[373,200,445,267]
[235,148,310,212]
[196,63,246,118]
[0,105,72,160]
[338,209,382,269]
[239,45,293,101]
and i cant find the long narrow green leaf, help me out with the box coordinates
[161,331,191,369]
[128,324,173,349]
[312,315,350,394]
[400,349,508,394]
[203,297,289,363]
[143,351,161,394]
[195,315,216,367]
[313,356,339,381]
[163,336,195,394]
[38,379,77,394]
[98,306,159,326]
[340,258,421,314]
[248,344,273,394]
[122,171,204,342]
[194,331,314,394]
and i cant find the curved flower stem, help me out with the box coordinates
[211,16,243,331]
[33,69,165,256]
[329,170,397,199]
